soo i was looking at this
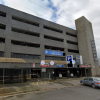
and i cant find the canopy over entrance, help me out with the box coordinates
[0,57,26,63]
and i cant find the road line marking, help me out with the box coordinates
[36,82,38,85]
[48,81,50,83]
[32,82,34,85]
[44,81,47,84]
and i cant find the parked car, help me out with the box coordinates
[80,77,100,89]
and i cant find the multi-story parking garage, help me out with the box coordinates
[0,4,100,84]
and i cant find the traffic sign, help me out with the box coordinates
[72,60,75,64]
[50,61,54,65]
[73,65,76,67]
[41,60,45,65]
[66,55,73,61]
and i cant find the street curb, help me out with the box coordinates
[0,84,80,98]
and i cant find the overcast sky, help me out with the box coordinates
[0,0,100,58]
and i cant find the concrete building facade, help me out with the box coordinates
[0,4,100,84]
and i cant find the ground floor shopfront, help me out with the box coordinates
[32,67,91,79]
[0,61,92,84]
[0,67,91,84]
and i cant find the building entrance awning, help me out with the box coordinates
[0,57,26,63]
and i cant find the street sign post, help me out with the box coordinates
[72,60,76,67]
[66,55,73,61]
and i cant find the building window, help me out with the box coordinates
[0,23,6,30]
[12,27,40,37]
[11,40,40,48]
[66,32,77,37]
[45,56,65,61]
[67,40,78,45]
[0,51,4,57]
[11,53,40,59]
[0,11,6,17]
[45,45,64,51]
[0,37,5,43]
[12,16,39,27]
[44,35,63,42]
[68,49,79,53]
[44,26,63,33]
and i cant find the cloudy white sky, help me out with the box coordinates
[0,0,100,58]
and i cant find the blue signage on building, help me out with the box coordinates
[57,65,64,67]
[45,50,63,56]
[73,65,76,67]
[45,50,49,54]
[66,55,73,61]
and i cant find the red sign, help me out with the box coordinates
[33,63,35,67]
[81,65,91,67]
[87,66,91,67]
[81,65,85,67]
[40,65,49,67]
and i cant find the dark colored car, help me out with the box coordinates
[80,77,100,89]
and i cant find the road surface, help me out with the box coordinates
[1,85,100,100]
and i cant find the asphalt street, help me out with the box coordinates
[1,85,100,100]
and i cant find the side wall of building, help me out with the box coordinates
[75,16,100,76]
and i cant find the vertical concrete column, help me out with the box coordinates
[39,24,46,78]
[29,69,31,79]
[4,13,12,57]
[40,24,45,60]
[26,68,31,79]
[3,68,5,85]
[63,30,68,72]
[21,68,23,83]
[26,68,28,79]
[4,38,11,57]
[63,30,68,57]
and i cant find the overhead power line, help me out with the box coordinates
[27,0,74,23]
[25,6,75,29]
[25,7,52,20]
[2,0,75,29]
[25,1,100,37]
